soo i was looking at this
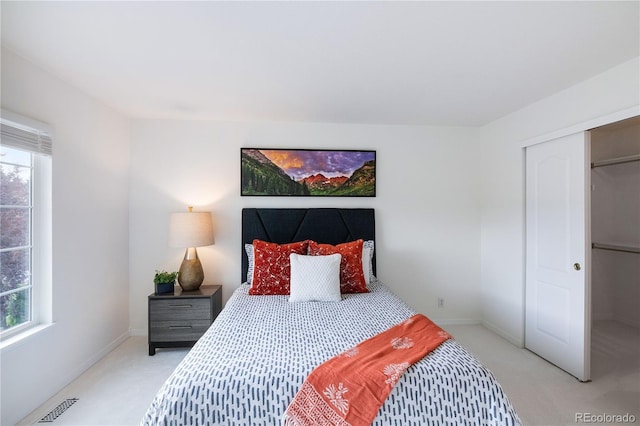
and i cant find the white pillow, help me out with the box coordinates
[362,246,371,286]
[363,240,375,284]
[289,253,342,303]
[245,243,254,284]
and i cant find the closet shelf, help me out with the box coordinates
[592,242,640,254]
[591,154,640,169]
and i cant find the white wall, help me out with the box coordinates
[3,39,637,425]
[129,120,482,334]
[479,57,640,345]
[0,48,131,425]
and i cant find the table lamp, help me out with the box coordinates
[168,207,214,291]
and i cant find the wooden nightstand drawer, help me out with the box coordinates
[148,285,222,355]
[149,320,212,342]
[149,298,211,321]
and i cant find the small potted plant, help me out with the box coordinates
[154,270,178,294]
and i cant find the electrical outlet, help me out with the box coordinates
[437,298,444,308]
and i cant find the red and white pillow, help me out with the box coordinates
[249,239,309,295]
[247,239,374,296]
[308,239,369,294]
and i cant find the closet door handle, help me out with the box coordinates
[573,263,581,271]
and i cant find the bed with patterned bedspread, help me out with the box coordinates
[142,279,521,425]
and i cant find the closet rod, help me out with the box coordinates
[591,154,640,168]
[592,242,640,254]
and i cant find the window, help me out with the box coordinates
[0,114,52,339]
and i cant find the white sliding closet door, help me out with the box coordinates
[525,132,590,382]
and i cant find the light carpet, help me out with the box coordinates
[17,321,640,425]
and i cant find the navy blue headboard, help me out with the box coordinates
[242,208,375,282]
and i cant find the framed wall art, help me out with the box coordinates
[241,148,376,197]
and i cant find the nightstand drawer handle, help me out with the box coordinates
[169,304,192,308]
[169,325,193,329]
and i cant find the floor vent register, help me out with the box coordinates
[38,398,79,423]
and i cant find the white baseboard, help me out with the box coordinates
[71,330,131,377]
[592,312,614,322]
[614,317,640,329]
[593,314,640,328]
[129,328,147,336]
[15,329,131,426]
[481,319,524,348]
[433,318,482,326]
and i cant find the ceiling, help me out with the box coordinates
[2,1,638,126]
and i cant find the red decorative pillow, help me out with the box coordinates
[308,239,369,293]
[250,240,309,295]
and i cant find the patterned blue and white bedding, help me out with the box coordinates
[142,280,521,425]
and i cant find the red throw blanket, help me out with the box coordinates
[283,314,451,426]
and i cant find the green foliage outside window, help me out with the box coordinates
[1,147,32,332]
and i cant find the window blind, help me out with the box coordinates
[1,121,52,156]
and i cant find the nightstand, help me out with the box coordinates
[148,285,222,355]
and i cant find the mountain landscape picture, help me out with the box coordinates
[241,149,376,196]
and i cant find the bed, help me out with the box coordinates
[142,208,521,425]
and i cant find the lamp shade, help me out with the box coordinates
[168,211,214,248]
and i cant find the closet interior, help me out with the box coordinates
[589,116,640,379]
